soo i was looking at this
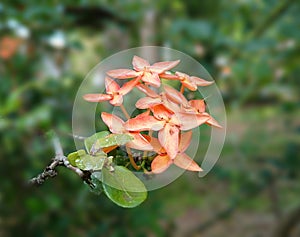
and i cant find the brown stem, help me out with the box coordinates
[126,145,140,170]
[120,104,130,120]
[143,130,153,158]
[28,136,89,186]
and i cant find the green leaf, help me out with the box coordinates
[75,153,107,171]
[90,134,133,155]
[88,172,103,195]
[67,150,86,167]
[84,131,110,153]
[102,166,147,208]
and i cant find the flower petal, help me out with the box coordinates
[142,72,161,87]
[204,114,222,128]
[106,69,139,79]
[105,76,120,93]
[136,97,162,109]
[136,84,159,98]
[176,112,210,131]
[178,131,192,153]
[158,124,179,160]
[101,112,124,134]
[151,154,172,174]
[124,114,165,132]
[151,104,173,121]
[150,60,180,74]
[148,136,164,153]
[119,77,140,95]
[159,73,180,80]
[102,145,118,153]
[175,71,190,80]
[109,94,123,106]
[174,153,202,172]
[191,76,214,86]
[161,94,181,113]
[127,132,153,151]
[83,93,112,102]
[132,55,150,71]
[164,85,188,105]
[181,79,197,91]
[189,100,206,113]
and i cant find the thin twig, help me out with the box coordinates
[120,104,130,120]
[28,136,88,186]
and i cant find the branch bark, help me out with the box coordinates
[28,136,91,187]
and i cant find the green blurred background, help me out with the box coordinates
[0,0,299,236]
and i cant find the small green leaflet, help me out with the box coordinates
[67,149,107,171]
[101,166,147,208]
[89,133,133,155]
[76,154,107,171]
[67,149,86,167]
[84,131,110,153]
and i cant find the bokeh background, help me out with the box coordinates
[0,0,299,236]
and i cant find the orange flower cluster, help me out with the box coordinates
[0,37,21,60]
[83,56,221,173]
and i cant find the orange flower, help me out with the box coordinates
[184,100,222,128]
[107,55,180,87]
[83,76,139,106]
[135,84,181,112]
[0,37,21,60]
[150,131,202,173]
[161,71,214,91]
[125,104,209,159]
[163,84,189,107]
[125,104,179,159]
[101,112,153,151]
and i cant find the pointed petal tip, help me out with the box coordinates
[106,69,139,79]
[83,93,112,102]
[151,155,172,174]
[174,153,203,172]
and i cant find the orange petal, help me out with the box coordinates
[191,76,214,86]
[102,145,118,153]
[106,69,139,79]
[176,112,210,131]
[174,153,202,171]
[119,77,140,95]
[109,94,123,106]
[127,132,153,151]
[158,124,179,160]
[189,100,206,113]
[178,131,192,153]
[136,97,162,109]
[83,93,112,102]
[136,84,159,98]
[161,94,181,113]
[148,136,165,154]
[150,60,180,74]
[151,154,172,174]
[175,71,189,80]
[142,72,161,88]
[124,115,165,132]
[181,79,197,91]
[132,55,150,71]
[205,114,222,128]
[151,104,173,121]
[164,85,188,105]
[101,112,124,134]
[105,76,120,93]
[159,73,180,80]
